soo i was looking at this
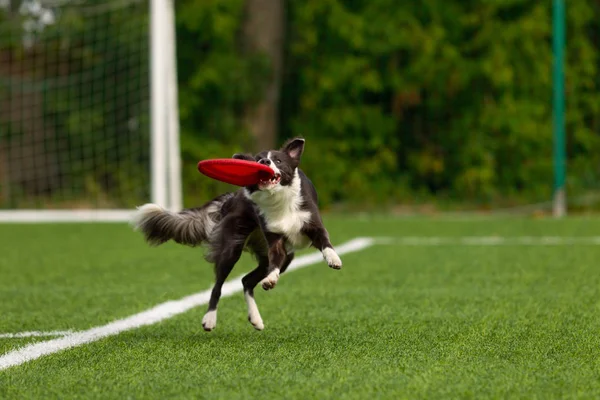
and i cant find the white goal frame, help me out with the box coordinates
[0,0,182,223]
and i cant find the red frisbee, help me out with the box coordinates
[197,158,274,187]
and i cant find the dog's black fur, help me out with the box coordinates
[131,138,342,331]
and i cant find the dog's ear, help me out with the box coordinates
[281,138,305,161]
[232,153,254,161]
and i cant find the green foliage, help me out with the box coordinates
[283,0,600,207]
[176,0,271,205]
[3,0,600,209]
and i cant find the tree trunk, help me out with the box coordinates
[241,0,285,152]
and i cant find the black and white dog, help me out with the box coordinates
[130,138,342,331]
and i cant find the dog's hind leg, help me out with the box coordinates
[260,234,288,291]
[261,249,296,291]
[242,260,268,330]
[242,253,294,330]
[201,246,243,332]
[202,214,255,332]
[279,252,294,274]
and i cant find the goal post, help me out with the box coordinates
[552,0,566,218]
[164,0,182,213]
[0,0,182,223]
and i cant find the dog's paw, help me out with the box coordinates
[248,315,264,331]
[244,291,264,330]
[323,248,342,270]
[202,310,217,332]
[261,269,280,291]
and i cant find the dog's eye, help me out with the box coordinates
[275,159,281,164]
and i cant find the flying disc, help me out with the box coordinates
[197,158,275,186]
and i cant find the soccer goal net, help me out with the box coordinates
[0,0,180,222]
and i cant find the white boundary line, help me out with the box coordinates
[373,236,600,246]
[0,210,133,223]
[0,237,375,371]
[0,331,73,339]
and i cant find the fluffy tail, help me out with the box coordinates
[130,200,224,247]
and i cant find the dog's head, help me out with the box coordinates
[233,137,305,192]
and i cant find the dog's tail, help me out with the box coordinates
[130,195,230,247]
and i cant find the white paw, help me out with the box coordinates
[202,310,217,332]
[323,248,342,269]
[261,269,280,290]
[248,315,264,330]
[244,291,264,330]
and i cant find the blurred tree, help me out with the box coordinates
[241,0,285,151]
[175,0,271,205]
[281,0,600,208]
[3,0,600,210]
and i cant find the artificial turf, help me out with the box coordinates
[0,215,599,399]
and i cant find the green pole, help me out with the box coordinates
[552,0,566,217]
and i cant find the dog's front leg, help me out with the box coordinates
[305,227,342,270]
[261,233,287,291]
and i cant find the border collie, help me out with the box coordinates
[130,138,342,331]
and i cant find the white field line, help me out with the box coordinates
[373,236,600,246]
[0,237,375,372]
[0,331,73,339]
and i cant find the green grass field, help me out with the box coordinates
[1,215,600,399]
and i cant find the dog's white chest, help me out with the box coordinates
[265,209,312,249]
[256,198,311,248]
[248,171,312,251]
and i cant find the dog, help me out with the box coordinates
[130,138,342,331]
